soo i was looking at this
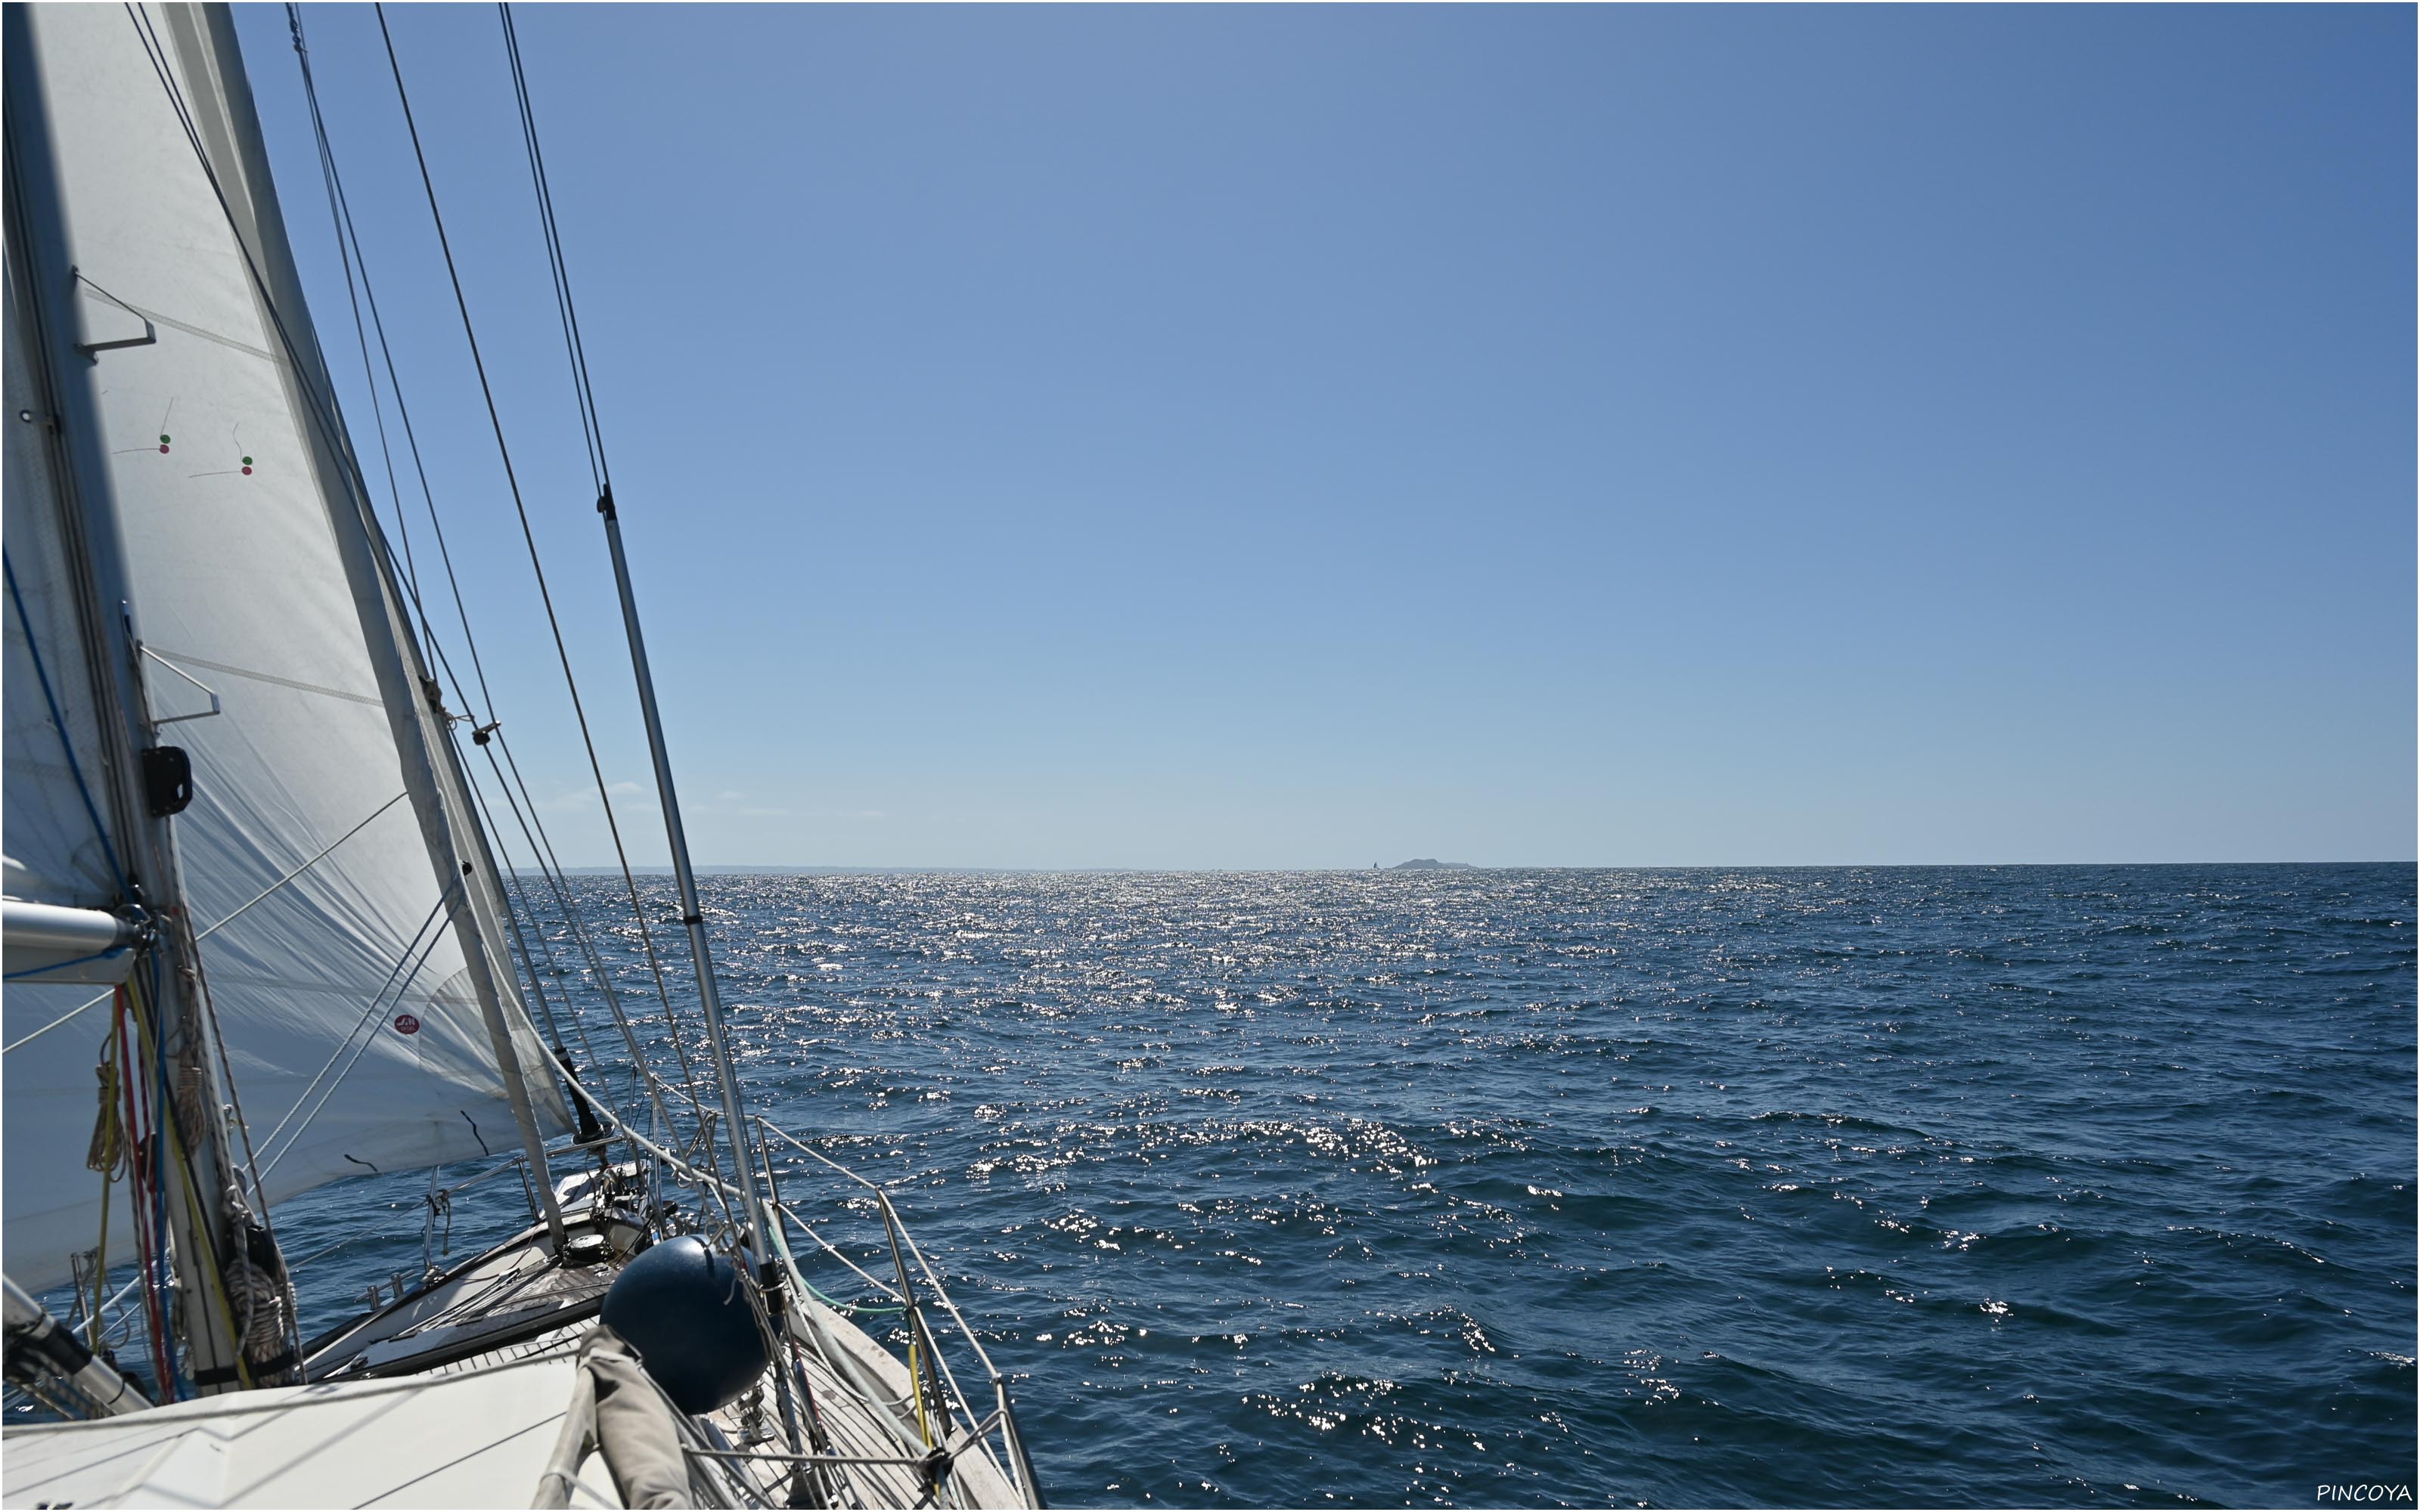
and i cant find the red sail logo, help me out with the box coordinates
[392,1013,421,1036]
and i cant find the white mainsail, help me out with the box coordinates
[2,239,145,1294]
[3,3,569,1294]
[2,257,117,920]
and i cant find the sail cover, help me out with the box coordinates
[4,4,567,1290]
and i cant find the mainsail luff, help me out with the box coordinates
[2,1,569,1311]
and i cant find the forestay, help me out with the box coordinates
[2,3,567,1291]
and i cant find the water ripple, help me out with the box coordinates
[275,865,2411,1507]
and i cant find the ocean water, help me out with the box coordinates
[269,865,2415,1507]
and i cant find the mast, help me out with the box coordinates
[3,5,252,1396]
[594,488,774,1280]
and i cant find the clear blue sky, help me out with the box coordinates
[234,3,2414,869]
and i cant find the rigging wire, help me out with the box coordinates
[113,14,800,1374]
[465,742,677,1136]
[293,2,703,1119]
[489,728,706,1101]
[286,5,493,711]
[500,2,608,492]
[372,2,706,1145]
[490,11,790,1256]
[123,4,641,1208]
[0,990,110,1055]
[445,739,627,1142]
[495,12,777,1234]
[249,881,459,1177]
[287,7,427,649]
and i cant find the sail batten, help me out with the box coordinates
[4,2,566,1293]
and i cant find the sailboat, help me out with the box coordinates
[1,5,1042,1505]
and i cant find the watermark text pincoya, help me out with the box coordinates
[2317,1486,2412,1504]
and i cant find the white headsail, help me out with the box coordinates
[3,3,569,1293]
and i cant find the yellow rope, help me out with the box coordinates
[908,1332,932,1447]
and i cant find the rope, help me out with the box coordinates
[4,947,130,982]
[114,978,174,1398]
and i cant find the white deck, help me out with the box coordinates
[6,1173,1036,1507]
[0,1353,625,1509]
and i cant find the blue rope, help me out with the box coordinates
[2,945,129,981]
[2,550,130,894]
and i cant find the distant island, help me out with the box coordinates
[1386,858,1476,870]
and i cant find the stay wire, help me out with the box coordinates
[473,736,681,1137]
[287,6,426,650]
[470,776,572,1061]
[449,735,614,1106]
[490,727,706,1101]
[500,2,607,491]
[255,885,463,1181]
[287,5,494,718]
[376,4,701,1145]
[287,8,690,1143]
[293,11,696,1157]
[497,9,728,1201]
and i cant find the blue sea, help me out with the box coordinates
[269,866,2415,1506]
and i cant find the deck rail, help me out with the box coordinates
[755,1117,1046,1508]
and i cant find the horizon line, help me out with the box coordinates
[520,859,2415,875]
